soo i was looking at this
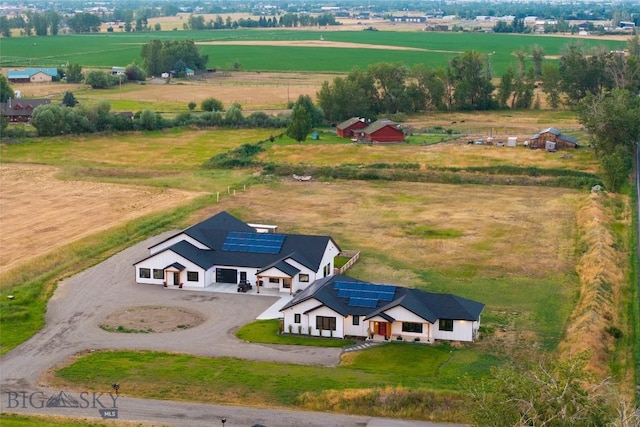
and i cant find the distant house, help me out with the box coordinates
[336,117,367,138]
[391,15,427,23]
[356,119,404,143]
[280,275,485,343]
[7,68,58,83]
[0,98,50,122]
[169,67,195,78]
[134,211,341,294]
[528,127,578,150]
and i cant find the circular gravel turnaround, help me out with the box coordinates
[100,306,206,333]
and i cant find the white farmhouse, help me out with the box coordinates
[281,275,484,343]
[134,211,341,293]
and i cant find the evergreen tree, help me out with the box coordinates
[62,91,78,107]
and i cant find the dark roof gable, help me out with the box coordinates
[142,211,339,272]
[281,275,484,322]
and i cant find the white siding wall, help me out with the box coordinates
[259,262,316,293]
[385,307,431,341]
[150,234,209,255]
[343,315,368,337]
[282,300,344,338]
[135,250,207,287]
[318,241,340,278]
[282,258,316,293]
[432,319,474,342]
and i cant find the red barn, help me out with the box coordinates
[357,119,404,143]
[336,117,367,138]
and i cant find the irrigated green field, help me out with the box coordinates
[0,30,627,74]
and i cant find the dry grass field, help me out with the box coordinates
[0,164,203,273]
[216,180,581,280]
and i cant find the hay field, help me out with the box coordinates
[0,164,203,273]
[261,140,599,173]
[213,180,580,284]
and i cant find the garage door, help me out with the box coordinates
[216,268,237,284]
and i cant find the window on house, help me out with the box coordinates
[352,316,360,326]
[139,268,151,278]
[299,274,309,282]
[439,319,454,332]
[323,263,331,276]
[294,314,301,323]
[402,322,423,333]
[269,278,279,284]
[153,269,164,280]
[316,316,336,331]
[187,271,199,282]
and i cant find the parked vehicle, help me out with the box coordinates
[237,280,252,293]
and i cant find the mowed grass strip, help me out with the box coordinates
[52,345,498,420]
[236,319,355,347]
[0,413,142,427]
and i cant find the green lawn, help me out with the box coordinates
[54,345,499,407]
[236,319,355,347]
[0,414,119,427]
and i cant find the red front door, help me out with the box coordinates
[378,323,386,337]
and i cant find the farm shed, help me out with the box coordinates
[357,119,404,143]
[336,117,367,138]
[528,128,578,150]
[281,274,484,343]
[0,98,50,122]
[7,68,58,83]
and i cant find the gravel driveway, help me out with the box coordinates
[0,233,465,427]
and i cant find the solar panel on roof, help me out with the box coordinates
[221,232,285,254]
[349,297,378,308]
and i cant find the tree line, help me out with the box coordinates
[20,96,289,136]
[186,13,339,31]
[317,37,640,121]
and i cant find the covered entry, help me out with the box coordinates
[165,262,185,286]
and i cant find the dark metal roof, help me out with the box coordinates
[140,211,339,273]
[530,127,578,145]
[0,99,51,117]
[258,259,301,277]
[336,117,366,130]
[165,262,186,271]
[168,241,215,269]
[361,119,400,135]
[281,275,484,322]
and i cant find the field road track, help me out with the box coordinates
[0,233,466,427]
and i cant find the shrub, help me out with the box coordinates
[201,97,224,112]
[605,325,623,339]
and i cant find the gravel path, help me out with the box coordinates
[0,233,465,427]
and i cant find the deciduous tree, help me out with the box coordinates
[286,104,312,143]
[66,63,83,83]
[0,75,14,102]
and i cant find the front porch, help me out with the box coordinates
[366,320,433,344]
